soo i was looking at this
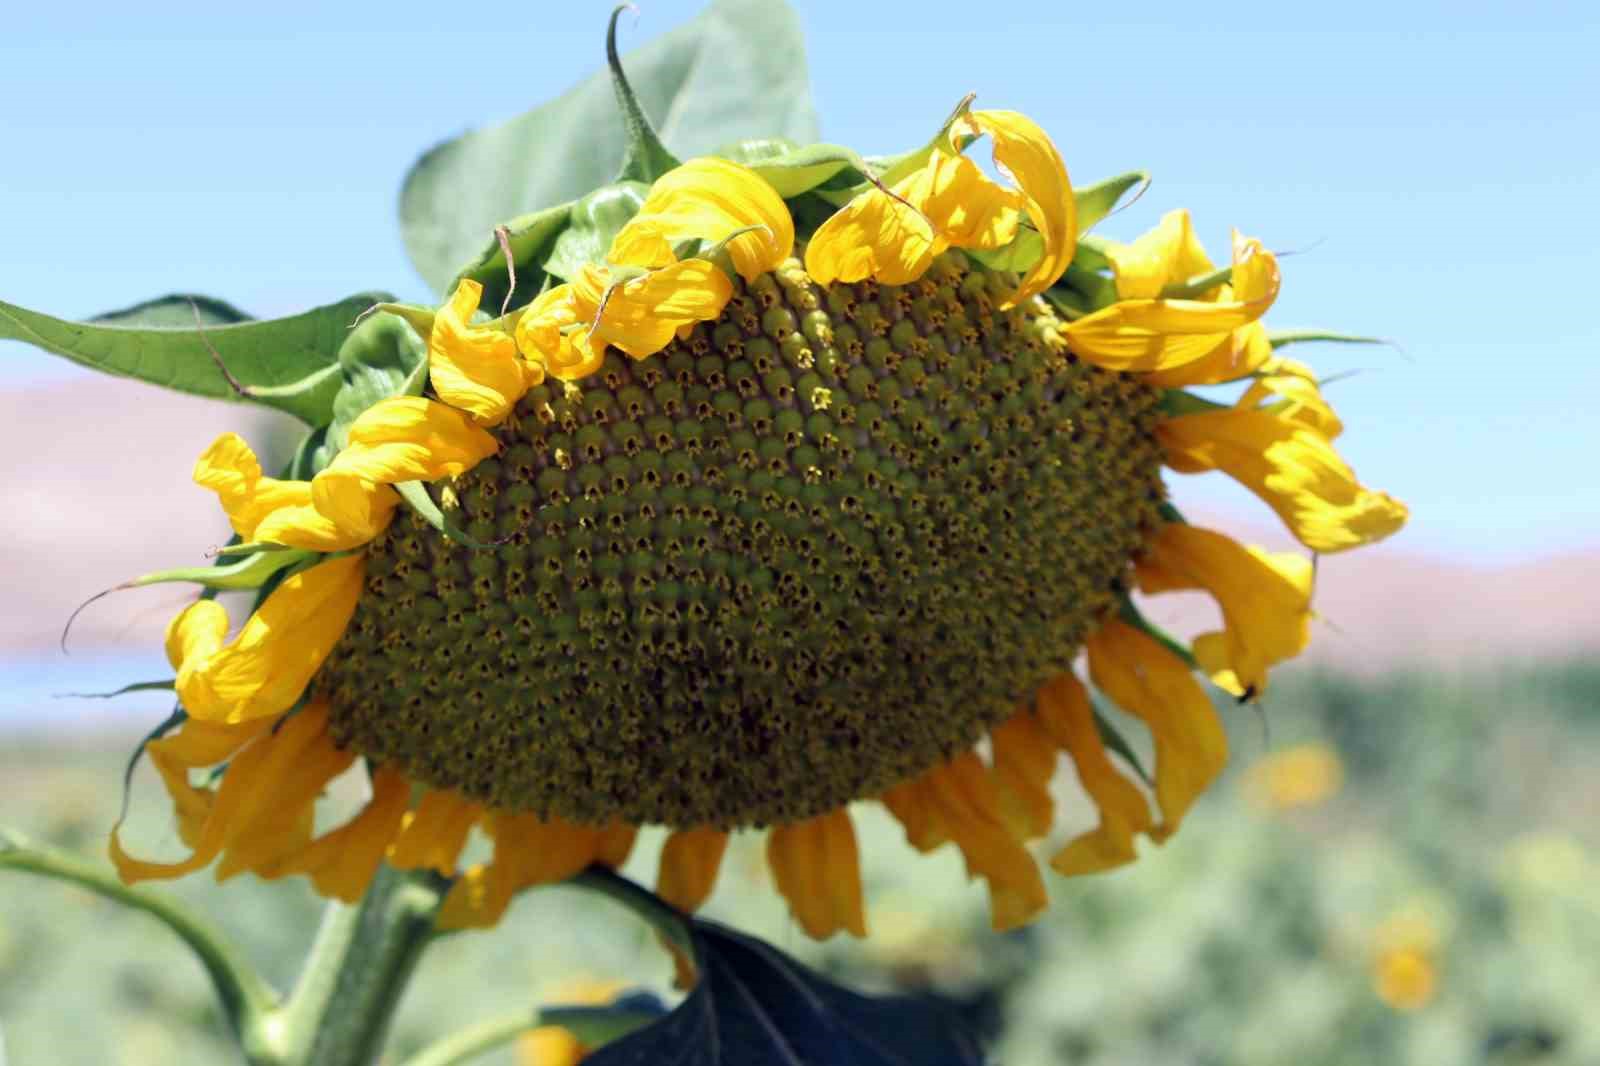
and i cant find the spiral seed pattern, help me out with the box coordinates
[317,253,1167,827]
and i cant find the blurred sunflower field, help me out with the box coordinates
[7,661,1597,1064]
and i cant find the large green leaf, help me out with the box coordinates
[90,293,253,328]
[0,292,392,425]
[399,0,818,295]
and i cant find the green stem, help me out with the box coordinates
[275,864,447,1066]
[0,830,279,1057]
[397,1008,541,1066]
[569,866,696,960]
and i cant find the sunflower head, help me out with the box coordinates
[104,17,1407,940]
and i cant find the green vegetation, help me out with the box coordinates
[4,659,1597,1065]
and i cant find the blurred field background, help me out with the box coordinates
[4,1,1599,1062]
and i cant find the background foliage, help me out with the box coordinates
[6,658,1597,1064]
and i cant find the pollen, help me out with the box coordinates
[316,253,1167,828]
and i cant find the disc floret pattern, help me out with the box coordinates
[318,254,1166,827]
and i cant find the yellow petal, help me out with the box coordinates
[112,703,343,884]
[312,397,498,531]
[766,809,867,939]
[610,157,794,282]
[261,765,411,901]
[1065,231,1280,373]
[177,554,364,723]
[1136,524,1314,697]
[429,279,530,426]
[1143,320,1273,388]
[1103,209,1215,300]
[988,709,1058,841]
[437,813,613,929]
[956,109,1076,306]
[882,753,1048,931]
[1158,408,1409,552]
[215,709,354,880]
[388,788,484,875]
[1236,356,1344,438]
[513,283,607,383]
[1035,673,1154,875]
[905,148,1021,252]
[518,1027,585,1066]
[804,177,939,287]
[656,826,730,913]
[1085,621,1228,839]
[572,260,733,361]
[194,433,393,551]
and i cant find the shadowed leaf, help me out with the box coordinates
[588,920,984,1066]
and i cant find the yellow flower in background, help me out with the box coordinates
[1372,908,1442,1011]
[515,979,627,1066]
[110,95,1407,941]
[1242,743,1345,811]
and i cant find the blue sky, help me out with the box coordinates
[3,0,1596,564]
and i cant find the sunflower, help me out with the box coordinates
[110,100,1406,939]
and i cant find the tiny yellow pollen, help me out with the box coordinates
[811,386,833,411]
[554,448,573,470]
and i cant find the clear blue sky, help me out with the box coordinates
[3,0,1596,564]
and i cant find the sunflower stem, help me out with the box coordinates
[395,1008,542,1066]
[0,829,281,1060]
[608,5,680,184]
[275,864,447,1066]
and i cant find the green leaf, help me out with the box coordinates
[587,919,984,1065]
[543,181,650,283]
[398,0,818,295]
[394,480,502,550]
[1093,703,1154,787]
[451,202,573,316]
[90,293,253,328]
[719,139,866,198]
[1075,170,1149,233]
[325,311,430,455]
[1,292,392,425]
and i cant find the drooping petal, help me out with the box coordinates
[1065,231,1280,373]
[987,709,1058,841]
[1158,407,1409,552]
[955,109,1076,306]
[1035,673,1155,875]
[1102,209,1215,301]
[905,148,1021,252]
[175,554,365,723]
[1136,524,1314,697]
[882,752,1049,930]
[194,433,395,551]
[1085,621,1228,840]
[429,278,530,426]
[259,764,411,901]
[656,826,731,914]
[766,809,867,939]
[111,703,350,884]
[572,260,734,361]
[388,788,485,875]
[437,813,614,930]
[804,177,939,287]
[312,397,499,532]
[609,157,794,281]
[1143,320,1274,388]
[1236,356,1344,438]
[513,283,607,383]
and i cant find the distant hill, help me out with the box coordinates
[4,377,1596,670]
